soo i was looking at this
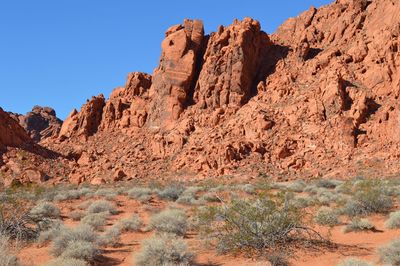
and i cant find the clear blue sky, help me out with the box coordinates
[0,0,332,119]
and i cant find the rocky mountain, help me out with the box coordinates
[1,0,400,185]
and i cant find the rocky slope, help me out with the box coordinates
[2,0,400,185]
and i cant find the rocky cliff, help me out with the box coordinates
[3,0,400,185]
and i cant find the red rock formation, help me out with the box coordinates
[0,108,32,149]
[147,19,205,128]
[59,95,106,140]
[40,0,400,181]
[10,106,62,142]
[194,18,270,110]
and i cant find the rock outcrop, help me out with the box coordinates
[10,106,62,142]
[0,108,32,150]
[147,19,205,129]
[16,0,400,182]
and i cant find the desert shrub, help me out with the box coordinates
[292,196,314,208]
[196,196,326,255]
[94,188,117,200]
[127,187,152,201]
[267,253,291,266]
[115,214,142,232]
[0,234,20,266]
[148,209,187,236]
[30,201,60,219]
[378,238,400,265]
[37,220,64,245]
[316,179,339,189]
[60,240,99,261]
[334,181,353,194]
[199,192,221,203]
[343,218,375,233]
[135,234,194,266]
[287,180,306,193]
[239,184,256,194]
[51,225,97,258]
[98,227,121,247]
[43,258,88,266]
[342,180,393,216]
[69,210,86,221]
[176,187,203,205]
[314,207,340,226]
[81,212,109,229]
[54,190,81,201]
[157,185,185,201]
[208,185,226,193]
[87,200,117,215]
[336,257,373,266]
[77,201,92,210]
[385,211,400,229]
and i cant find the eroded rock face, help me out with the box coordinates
[11,106,63,142]
[59,95,105,140]
[147,19,205,128]
[194,18,271,110]
[46,0,400,181]
[0,108,32,149]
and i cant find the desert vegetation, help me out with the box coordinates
[0,176,398,265]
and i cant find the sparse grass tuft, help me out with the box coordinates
[135,234,194,266]
[148,209,187,236]
[127,188,152,202]
[98,227,121,247]
[157,185,184,201]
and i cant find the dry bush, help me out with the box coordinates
[148,209,187,236]
[135,234,194,266]
[0,234,20,266]
[81,212,109,229]
[314,207,340,227]
[98,227,121,247]
[343,218,375,233]
[114,214,142,232]
[30,201,60,220]
[378,238,400,265]
[87,200,117,215]
[385,211,400,229]
[43,258,88,266]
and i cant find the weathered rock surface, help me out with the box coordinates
[0,108,32,149]
[10,106,62,142]
[5,0,400,183]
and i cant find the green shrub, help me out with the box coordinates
[114,214,142,232]
[378,238,400,265]
[314,207,340,226]
[0,234,20,266]
[336,257,373,266]
[385,211,400,229]
[148,209,187,236]
[196,196,325,255]
[81,212,109,229]
[30,201,61,219]
[135,234,194,266]
[87,200,117,215]
[342,180,393,216]
[343,218,375,233]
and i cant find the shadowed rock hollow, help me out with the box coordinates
[1,0,400,185]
